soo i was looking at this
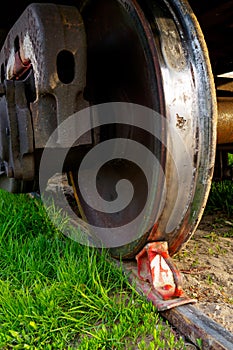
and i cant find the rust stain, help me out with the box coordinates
[217,97,233,144]
[176,113,186,129]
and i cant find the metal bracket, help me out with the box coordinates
[0,78,34,191]
[0,3,91,150]
[0,3,92,192]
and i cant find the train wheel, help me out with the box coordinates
[67,0,217,259]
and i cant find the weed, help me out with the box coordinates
[191,258,199,268]
[206,180,233,217]
[196,337,203,349]
[203,232,218,242]
[206,274,213,285]
[228,153,233,166]
[222,228,233,238]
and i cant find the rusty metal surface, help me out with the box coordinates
[0,78,34,191]
[141,0,217,256]
[162,304,233,350]
[216,78,233,93]
[113,257,196,311]
[0,3,90,149]
[70,0,166,258]
[217,97,233,144]
[117,256,233,349]
[65,0,218,259]
[136,242,184,300]
[0,3,93,192]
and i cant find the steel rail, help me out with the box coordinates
[162,304,233,350]
[116,258,233,350]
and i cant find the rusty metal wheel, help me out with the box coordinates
[70,0,216,258]
[67,0,217,259]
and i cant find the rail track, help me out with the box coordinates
[119,259,233,350]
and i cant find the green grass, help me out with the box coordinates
[204,179,233,238]
[228,153,233,166]
[0,190,186,349]
[206,179,233,217]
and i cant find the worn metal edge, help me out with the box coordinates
[161,304,233,350]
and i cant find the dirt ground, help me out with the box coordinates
[174,212,233,334]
